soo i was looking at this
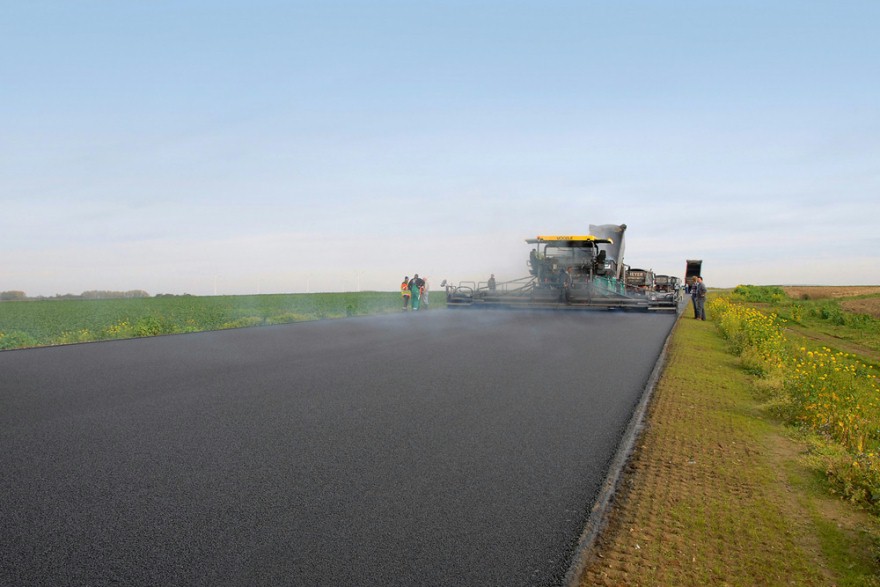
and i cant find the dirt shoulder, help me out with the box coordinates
[576,316,879,586]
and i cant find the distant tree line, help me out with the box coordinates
[0,291,27,301]
[0,290,151,301]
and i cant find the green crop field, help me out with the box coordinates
[0,292,445,350]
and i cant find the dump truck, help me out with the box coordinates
[624,268,654,293]
[649,274,682,309]
[443,224,675,311]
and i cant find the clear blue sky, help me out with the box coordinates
[3,1,878,296]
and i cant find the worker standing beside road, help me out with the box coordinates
[401,276,411,311]
[692,276,707,320]
[409,274,424,311]
[421,277,429,310]
[488,274,496,291]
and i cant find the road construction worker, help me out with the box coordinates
[692,276,707,320]
[409,274,424,310]
[559,267,573,304]
[401,276,411,310]
[421,277,429,310]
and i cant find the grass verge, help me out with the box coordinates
[578,315,880,586]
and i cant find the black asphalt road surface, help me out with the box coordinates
[1,309,675,586]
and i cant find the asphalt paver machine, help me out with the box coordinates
[444,224,674,311]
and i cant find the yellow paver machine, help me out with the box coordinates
[443,224,678,311]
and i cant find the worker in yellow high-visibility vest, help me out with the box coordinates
[401,277,411,311]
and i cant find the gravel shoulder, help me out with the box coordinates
[576,316,880,586]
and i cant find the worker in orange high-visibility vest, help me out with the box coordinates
[401,276,411,310]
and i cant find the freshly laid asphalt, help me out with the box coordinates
[1,308,675,586]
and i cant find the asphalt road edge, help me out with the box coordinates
[562,301,686,586]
